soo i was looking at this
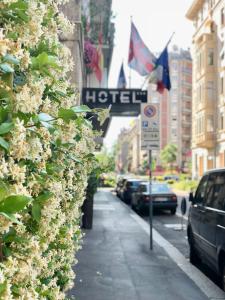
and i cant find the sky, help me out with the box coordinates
[103,0,194,150]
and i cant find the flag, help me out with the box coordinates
[128,22,156,76]
[117,63,127,88]
[95,32,104,83]
[148,46,171,94]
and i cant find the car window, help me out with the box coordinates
[151,184,171,193]
[140,184,147,192]
[204,172,225,210]
[194,175,208,204]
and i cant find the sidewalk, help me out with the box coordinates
[68,189,222,300]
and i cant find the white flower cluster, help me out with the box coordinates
[0,1,99,299]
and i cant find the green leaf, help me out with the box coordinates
[1,72,13,88]
[58,108,76,121]
[0,181,10,202]
[0,282,7,296]
[38,113,54,122]
[3,245,12,257]
[32,202,41,222]
[0,122,14,135]
[0,195,32,214]
[3,54,20,65]
[0,137,9,151]
[3,228,26,243]
[0,212,22,225]
[71,105,91,113]
[0,63,14,73]
[35,191,53,204]
[69,155,83,165]
[31,52,60,71]
[14,72,27,87]
[9,0,28,10]
[46,163,64,175]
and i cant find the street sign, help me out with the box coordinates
[141,103,160,150]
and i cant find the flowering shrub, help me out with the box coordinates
[0,0,105,298]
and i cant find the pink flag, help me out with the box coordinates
[128,22,156,76]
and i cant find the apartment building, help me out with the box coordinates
[186,0,225,178]
[148,47,192,171]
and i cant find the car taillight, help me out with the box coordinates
[144,195,150,201]
[171,195,177,201]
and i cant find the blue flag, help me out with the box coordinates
[117,63,127,88]
[149,46,171,94]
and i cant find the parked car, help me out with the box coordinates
[121,178,143,204]
[187,169,225,290]
[131,182,177,214]
[163,174,179,182]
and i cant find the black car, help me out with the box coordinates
[187,168,225,290]
[131,182,177,214]
[121,179,143,204]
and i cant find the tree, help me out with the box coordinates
[95,147,115,173]
[160,143,178,171]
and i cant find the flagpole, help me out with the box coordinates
[165,32,175,48]
[129,15,133,88]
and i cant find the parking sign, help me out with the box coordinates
[141,103,160,150]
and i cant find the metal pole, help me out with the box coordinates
[149,149,153,250]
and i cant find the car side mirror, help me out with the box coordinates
[189,192,195,203]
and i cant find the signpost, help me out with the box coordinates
[141,103,160,250]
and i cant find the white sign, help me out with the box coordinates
[141,103,160,150]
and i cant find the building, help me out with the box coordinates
[60,0,85,96]
[148,47,192,172]
[186,0,225,178]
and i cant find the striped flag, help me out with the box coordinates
[128,22,156,76]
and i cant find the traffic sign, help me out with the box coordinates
[141,103,160,150]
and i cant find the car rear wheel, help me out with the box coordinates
[170,208,176,215]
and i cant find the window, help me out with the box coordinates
[220,112,224,129]
[207,115,214,132]
[221,8,225,26]
[140,185,147,193]
[195,175,208,204]
[204,172,225,210]
[221,77,224,94]
[207,48,214,65]
[207,81,214,100]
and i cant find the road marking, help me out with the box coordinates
[130,212,225,300]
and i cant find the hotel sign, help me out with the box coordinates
[82,88,147,116]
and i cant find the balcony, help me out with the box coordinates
[194,132,215,148]
[182,134,191,141]
[182,107,191,114]
[195,34,216,81]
